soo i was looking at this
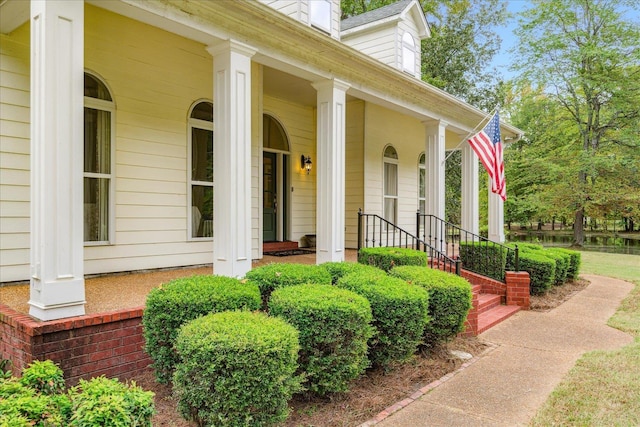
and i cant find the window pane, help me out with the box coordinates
[384,145,398,159]
[191,102,213,121]
[419,200,426,215]
[192,127,213,182]
[419,153,425,165]
[84,108,111,174]
[84,74,112,101]
[263,115,289,151]
[419,167,425,198]
[84,177,109,241]
[384,162,398,196]
[310,0,331,32]
[192,185,213,238]
[402,33,416,73]
[384,198,397,224]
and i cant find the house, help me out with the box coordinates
[0,0,522,321]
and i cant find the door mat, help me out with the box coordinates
[263,249,316,257]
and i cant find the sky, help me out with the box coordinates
[490,0,640,81]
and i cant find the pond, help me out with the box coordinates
[506,232,640,256]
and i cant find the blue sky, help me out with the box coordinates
[490,0,640,81]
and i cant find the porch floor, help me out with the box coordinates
[0,250,358,316]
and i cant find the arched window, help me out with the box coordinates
[188,101,214,239]
[263,115,289,151]
[383,145,398,224]
[418,153,426,214]
[84,72,114,243]
[402,32,416,75]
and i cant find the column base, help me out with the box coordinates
[316,249,344,264]
[29,277,86,321]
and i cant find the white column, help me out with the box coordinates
[29,0,85,321]
[312,79,349,264]
[424,120,447,251]
[207,40,256,277]
[488,185,505,243]
[461,143,479,235]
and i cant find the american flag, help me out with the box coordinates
[468,111,506,201]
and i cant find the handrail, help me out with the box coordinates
[357,209,461,275]
[417,213,519,282]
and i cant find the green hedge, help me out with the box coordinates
[553,248,581,279]
[0,361,154,427]
[389,266,472,347]
[320,261,386,285]
[544,248,571,285]
[269,284,373,395]
[173,311,300,427]
[358,247,426,272]
[143,275,261,383]
[458,241,508,282]
[245,263,332,305]
[519,252,556,295]
[336,271,429,367]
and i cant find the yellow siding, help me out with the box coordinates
[83,4,215,274]
[345,100,365,248]
[363,103,425,233]
[0,24,30,282]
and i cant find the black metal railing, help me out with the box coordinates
[417,213,519,282]
[357,210,461,275]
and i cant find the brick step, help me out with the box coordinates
[477,305,521,335]
[477,293,502,315]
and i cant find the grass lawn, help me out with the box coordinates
[530,251,640,426]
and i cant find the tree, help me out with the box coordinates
[514,0,640,245]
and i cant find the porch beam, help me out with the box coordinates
[29,0,86,320]
[312,79,349,264]
[207,40,256,277]
[461,144,480,235]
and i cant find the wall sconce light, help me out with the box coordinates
[301,155,312,174]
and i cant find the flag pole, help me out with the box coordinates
[442,106,498,165]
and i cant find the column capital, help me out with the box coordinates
[311,78,350,93]
[206,39,257,58]
[422,118,449,129]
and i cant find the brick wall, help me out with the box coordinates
[505,271,531,310]
[461,269,507,301]
[0,304,151,385]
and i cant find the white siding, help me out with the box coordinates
[345,100,364,248]
[342,25,398,68]
[363,103,425,235]
[0,24,30,282]
[263,96,316,245]
[261,0,340,40]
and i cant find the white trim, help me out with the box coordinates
[187,99,214,241]
[401,31,416,75]
[418,151,426,214]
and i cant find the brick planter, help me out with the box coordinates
[0,304,151,385]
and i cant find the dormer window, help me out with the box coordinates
[402,32,416,74]
[310,0,332,33]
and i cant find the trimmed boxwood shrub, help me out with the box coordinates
[321,261,387,284]
[269,284,373,395]
[389,266,472,347]
[358,247,426,272]
[337,271,429,366]
[545,248,571,285]
[245,263,332,305]
[458,241,508,281]
[553,248,581,279]
[143,275,261,383]
[173,311,300,427]
[518,252,556,295]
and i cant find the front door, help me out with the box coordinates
[263,152,277,242]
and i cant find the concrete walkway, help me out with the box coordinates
[376,275,634,427]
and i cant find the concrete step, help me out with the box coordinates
[477,305,521,335]
[477,293,502,315]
